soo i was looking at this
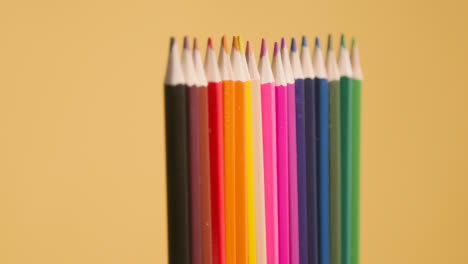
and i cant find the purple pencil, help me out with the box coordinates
[272,41,290,264]
[181,36,202,264]
[281,38,299,264]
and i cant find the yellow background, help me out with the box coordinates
[1,0,468,263]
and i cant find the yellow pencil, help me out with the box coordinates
[239,36,256,264]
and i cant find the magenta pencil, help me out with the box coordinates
[272,41,290,264]
[281,37,299,264]
[181,36,202,264]
[259,39,279,264]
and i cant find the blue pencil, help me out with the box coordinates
[313,37,330,264]
[300,36,319,264]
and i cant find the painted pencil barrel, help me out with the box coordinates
[351,79,361,264]
[328,79,341,264]
[165,83,191,264]
[304,77,319,264]
[340,76,353,264]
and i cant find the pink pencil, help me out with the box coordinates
[272,41,290,264]
[259,39,279,264]
[281,37,299,264]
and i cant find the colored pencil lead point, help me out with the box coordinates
[183,36,189,50]
[352,37,356,47]
[281,37,287,50]
[237,36,244,53]
[261,38,267,57]
[302,36,308,47]
[232,36,239,51]
[315,37,321,49]
[328,34,333,51]
[193,37,198,50]
[341,34,346,48]
[208,38,213,49]
[170,37,175,48]
[291,38,297,52]
[222,35,229,53]
[273,42,279,56]
[246,41,252,56]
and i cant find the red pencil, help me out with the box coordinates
[204,38,226,264]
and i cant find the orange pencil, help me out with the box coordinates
[219,35,236,264]
[231,36,248,264]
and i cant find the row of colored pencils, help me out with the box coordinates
[164,35,362,264]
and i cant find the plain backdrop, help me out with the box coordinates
[1,0,468,263]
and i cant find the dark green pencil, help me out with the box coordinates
[326,35,341,264]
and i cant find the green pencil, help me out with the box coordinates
[326,35,341,264]
[350,38,362,264]
[338,34,353,264]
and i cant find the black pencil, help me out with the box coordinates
[164,37,191,263]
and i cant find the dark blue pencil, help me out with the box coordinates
[313,37,330,264]
[291,37,308,264]
[301,36,319,264]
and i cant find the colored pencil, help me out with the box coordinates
[281,37,299,264]
[272,41,290,264]
[182,36,201,264]
[218,35,236,264]
[300,36,319,264]
[246,40,267,264]
[290,37,308,264]
[205,37,226,264]
[313,37,330,264]
[193,38,213,264]
[259,39,279,264]
[164,38,190,263]
[338,35,353,264]
[239,36,257,264]
[326,35,341,264]
[231,36,248,264]
[350,38,362,264]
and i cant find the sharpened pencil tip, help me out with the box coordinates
[183,36,189,50]
[222,35,229,53]
[193,38,198,50]
[302,36,308,47]
[273,42,279,56]
[328,34,332,51]
[341,34,345,48]
[315,37,321,49]
[208,38,213,49]
[232,36,239,51]
[237,36,244,53]
[352,37,356,47]
[246,41,252,56]
[170,37,175,48]
[261,39,267,57]
[281,37,287,50]
[291,38,297,52]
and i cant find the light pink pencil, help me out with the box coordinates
[259,39,278,264]
[282,37,299,264]
[272,41,289,264]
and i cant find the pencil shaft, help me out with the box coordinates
[199,84,213,264]
[328,80,341,264]
[304,77,319,264]
[351,79,361,264]
[294,78,308,264]
[316,78,330,264]
[223,79,236,264]
[165,84,191,263]
[261,82,279,264]
[234,80,248,263]
[246,79,258,264]
[340,76,353,264]
[188,84,202,264]
[287,81,299,264]
[208,81,226,264]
